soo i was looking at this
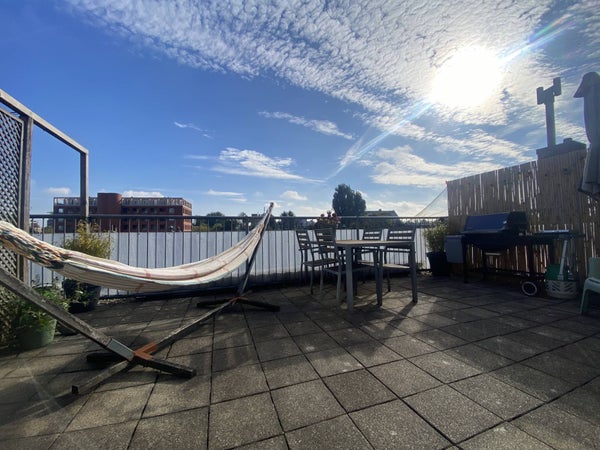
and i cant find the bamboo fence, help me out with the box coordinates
[447,146,598,281]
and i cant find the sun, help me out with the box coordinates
[430,46,503,109]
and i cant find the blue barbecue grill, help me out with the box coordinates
[460,212,556,296]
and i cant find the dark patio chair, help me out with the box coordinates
[383,228,416,291]
[296,229,336,294]
[314,228,370,302]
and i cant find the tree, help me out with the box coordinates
[332,184,366,218]
[280,210,296,230]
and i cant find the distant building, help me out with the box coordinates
[53,193,193,232]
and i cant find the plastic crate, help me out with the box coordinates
[545,279,578,299]
[545,264,578,299]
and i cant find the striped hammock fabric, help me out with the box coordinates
[0,204,273,293]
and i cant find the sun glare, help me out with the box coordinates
[430,46,502,109]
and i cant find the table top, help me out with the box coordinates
[335,239,413,248]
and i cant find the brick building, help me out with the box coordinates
[53,193,193,232]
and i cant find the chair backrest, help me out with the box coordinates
[589,257,600,279]
[387,228,416,242]
[295,229,313,252]
[362,229,382,241]
[314,228,338,257]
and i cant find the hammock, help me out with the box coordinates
[0,203,273,293]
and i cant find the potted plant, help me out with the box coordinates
[62,221,111,313]
[423,221,450,276]
[7,283,68,350]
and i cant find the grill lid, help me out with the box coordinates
[462,212,528,235]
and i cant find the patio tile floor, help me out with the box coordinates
[1,275,600,449]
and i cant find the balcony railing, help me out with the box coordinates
[26,214,446,297]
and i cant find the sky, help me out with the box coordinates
[0,0,598,217]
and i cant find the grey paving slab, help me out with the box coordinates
[168,335,212,356]
[67,384,153,431]
[369,359,441,397]
[552,381,600,425]
[283,320,322,336]
[211,344,258,372]
[389,316,432,333]
[327,327,376,346]
[549,341,600,369]
[444,343,513,371]
[271,379,344,431]
[460,423,552,449]
[250,323,291,342]
[550,318,600,336]
[286,415,372,450]
[521,352,599,384]
[131,407,208,449]
[359,320,406,339]
[212,328,253,349]
[382,334,437,358]
[292,331,340,353]
[261,354,319,389]
[407,312,458,328]
[304,347,363,377]
[211,363,268,403]
[345,341,403,367]
[0,396,87,439]
[512,403,600,449]
[527,324,586,343]
[350,400,450,449]
[491,363,575,401]
[235,435,288,450]
[503,329,565,353]
[255,336,302,362]
[409,351,481,383]
[52,420,137,449]
[475,335,541,361]
[1,433,59,450]
[209,392,282,449]
[404,384,502,444]
[451,373,543,419]
[144,374,210,417]
[412,328,468,350]
[324,369,396,412]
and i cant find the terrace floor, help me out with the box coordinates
[1,274,600,449]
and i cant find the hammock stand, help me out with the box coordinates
[0,203,277,394]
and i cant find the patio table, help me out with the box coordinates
[336,239,418,312]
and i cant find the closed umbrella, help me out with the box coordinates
[575,71,600,199]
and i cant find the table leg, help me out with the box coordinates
[375,249,383,306]
[345,249,354,312]
[410,243,418,303]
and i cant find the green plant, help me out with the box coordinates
[314,210,340,229]
[62,221,110,312]
[423,221,449,253]
[62,221,111,258]
[9,283,67,334]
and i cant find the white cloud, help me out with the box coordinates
[212,147,306,180]
[281,190,307,201]
[46,187,71,196]
[122,190,164,197]
[65,0,596,175]
[185,154,211,160]
[174,121,212,138]
[207,189,244,197]
[259,111,353,140]
[371,146,503,188]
